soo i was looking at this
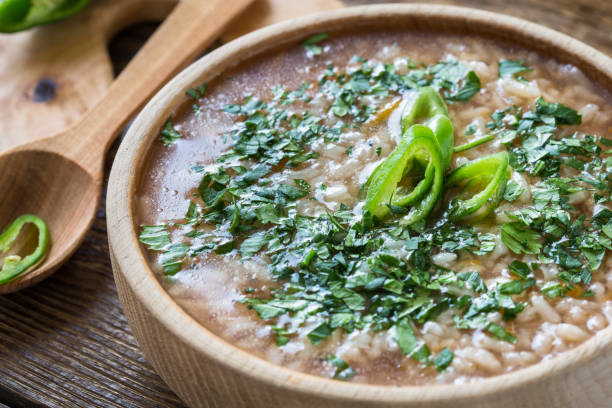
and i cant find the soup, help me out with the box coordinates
[136,31,612,385]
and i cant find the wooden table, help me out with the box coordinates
[1,1,610,407]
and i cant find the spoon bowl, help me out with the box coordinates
[0,147,96,294]
[0,0,253,294]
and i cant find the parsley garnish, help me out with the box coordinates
[186,82,207,99]
[503,180,525,202]
[160,118,182,146]
[498,59,533,78]
[302,32,329,55]
[139,225,170,250]
[434,348,454,371]
[327,355,356,380]
[501,222,542,254]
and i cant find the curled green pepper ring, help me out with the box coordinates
[400,86,454,168]
[445,151,510,223]
[364,125,444,224]
[364,87,452,224]
[0,0,90,33]
[0,214,50,284]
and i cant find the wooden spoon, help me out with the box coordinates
[0,0,253,294]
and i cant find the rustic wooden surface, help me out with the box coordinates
[0,0,179,153]
[0,0,254,296]
[0,0,610,407]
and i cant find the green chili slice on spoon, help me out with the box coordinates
[0,214,50,284]
[445,151,510,222]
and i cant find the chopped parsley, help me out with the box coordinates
[464,123,477,135]
[433,348,454,371]
[503,180,524,202]
[498,59,532,78]
[327,355,356,380]
[302,32,329,55]
[160,118,182,146]
[186,82,207,99]
[139,225,170,250]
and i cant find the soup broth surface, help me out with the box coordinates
[137,31,612,385]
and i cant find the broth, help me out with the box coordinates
[136,31,612,385]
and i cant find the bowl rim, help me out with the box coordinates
[107,3,612,403]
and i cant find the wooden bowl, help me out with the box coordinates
[107,5,612,407]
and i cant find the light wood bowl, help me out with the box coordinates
[107,5,612,407]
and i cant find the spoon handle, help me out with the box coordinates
[59,0,253,176]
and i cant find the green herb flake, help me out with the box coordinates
[186,82,207,100]
[509,260,531,279]
[498,59,533,78]
[503,180,525,202]
[327,355,356,380]
[501,222,542,254]
[433,348,454,371]
[302,32,329,55]
[160,243,189,276]
[535,97,581,125]
[542,282,567,298]
[396,318,431,364]
[139,225,170,250]
[160,118,182,146]
[308,323,333,345]
[464,124,477,135]
[240,231,270,258]
[485,322,517,343]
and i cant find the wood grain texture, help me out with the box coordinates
[1,0,611,407]
[0,0,178,153]
[221,0,343,42]
[107,4,612,408]
[0,0,254,295]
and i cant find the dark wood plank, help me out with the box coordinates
[0,1,610,407]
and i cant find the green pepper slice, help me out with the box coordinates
[364,125,443,224]
[364,87,451,225]
[364,86,510,226]
[445,151,510,222]
[0,0,90,33]
[0,214,50,284]
[400,87,454,168]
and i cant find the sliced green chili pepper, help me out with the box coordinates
[0,0,90,33]
[453,134,494,153]
[364,125,443,224]
[365,87,510,226]
[364,87,451,225]
[0,214,50,284]
[445,151,510,222]
[400,87,454,168]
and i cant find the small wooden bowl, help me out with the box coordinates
[107,5,612,407]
